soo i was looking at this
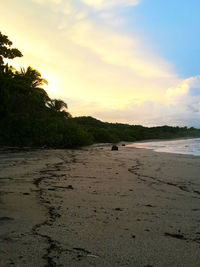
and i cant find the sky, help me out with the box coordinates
[1,0,200,127]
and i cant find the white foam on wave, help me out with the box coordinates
[128,138,200,156]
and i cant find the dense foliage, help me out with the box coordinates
[74,116,200,143]
[0,32,93,147]
[1,31,200,148]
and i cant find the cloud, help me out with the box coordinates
[79,75,200,127]
[31,0,45,4]
[81,0,140,9]
[1,0,178,108]
[166,76,200,102]
[69,20,175,79]
[31,0,62,4]
[3,0,200,127]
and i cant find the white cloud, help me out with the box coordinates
[69,20,175,79]
[166,76,200,104]
[31,0,62,4]
[2,0,178,109]
[50,0,62,4]
[81,0,140,9]
[82,75,200,127]
[31,0,45,4]
[3,0,200,127]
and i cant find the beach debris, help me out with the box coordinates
[0,217,14,221]
[115,208,123,211]
[73,248,99,259]
[145,204,154,207]
[122,144,126,146]
[66,185,74,190]
[33,177,43,187]
[87,254,99,258]
[111,145,118,151]
[179,185,190,192]
[193,189,200,195]
[73,247,91,254]
[164,232,185,240]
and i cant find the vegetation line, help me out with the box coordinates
[1,31,200,148]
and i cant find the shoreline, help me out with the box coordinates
[127,137,200,157]
[0,135,198,150]
[1,146,200,266]
[129,136,198,143]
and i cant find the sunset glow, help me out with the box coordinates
[1,0,200,126]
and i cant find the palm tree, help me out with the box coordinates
[18,66,48,88]
[15,66,50,104]
[47,99,72,118]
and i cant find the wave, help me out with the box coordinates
[128,138,200,156]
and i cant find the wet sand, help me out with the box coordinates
[0,146,200,266]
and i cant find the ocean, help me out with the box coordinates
[128,138,200,156]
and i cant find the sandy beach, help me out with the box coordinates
[0,145,200,267]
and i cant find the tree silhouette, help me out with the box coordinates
[47,99,72,118]
[15,66,50,105]
[0,32,22,66]
[17,66,48,88]
[1,30,199,148]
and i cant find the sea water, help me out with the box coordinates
[128,138,200,156]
